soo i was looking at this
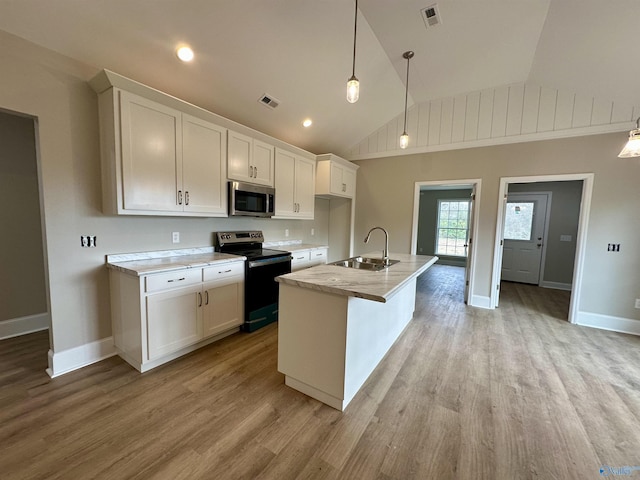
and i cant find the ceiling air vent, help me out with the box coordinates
[258,94,280,109]
[421,3,442,28]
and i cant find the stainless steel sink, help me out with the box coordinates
[330,256,400,271]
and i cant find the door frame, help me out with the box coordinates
[411,178,482,306]
[501,191,552,286]
[490,173,594,324]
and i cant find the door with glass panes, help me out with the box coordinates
[501,193,549,284]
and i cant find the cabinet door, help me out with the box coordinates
[227,130,252,183]
[119,90,182,212]
[182,114,227,215]
[342,167,356,198]
[203,282,243,337]
[146,287,202,360]
[294,157,315,219]
[274,148,296,216]
[330,163,345,196]
[252,139,275,186]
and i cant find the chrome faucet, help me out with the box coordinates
[364,227,390,265]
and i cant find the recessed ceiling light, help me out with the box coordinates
[176,46,194,62]
[302,119,313,127]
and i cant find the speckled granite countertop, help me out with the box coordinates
[263,240,328,252]
[106,247,245,276]
[276,253,438,303]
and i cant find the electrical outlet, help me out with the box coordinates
[311,228,315,236]
[285,229,289,237]
[172,232,180,244]
[635,299,640,309]
[560,235,572,242]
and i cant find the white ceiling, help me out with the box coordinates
[0,0,637,157]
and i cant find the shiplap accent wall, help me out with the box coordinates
[349,83,640,160]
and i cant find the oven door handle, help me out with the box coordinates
[248,256,291,268]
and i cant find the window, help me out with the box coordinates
[504,201,535,240]
[436,199,471,257]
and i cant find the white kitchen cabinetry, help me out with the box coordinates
[291,247,328,271]
[202,262,244,337]
[316,153,358,199]
[109,260,244,372]
[274,148,315,219]
[98,88,227,216]
[227,130,275,187]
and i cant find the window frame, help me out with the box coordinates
[435,198,471,257]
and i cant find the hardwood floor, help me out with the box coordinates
[2,265,640,479]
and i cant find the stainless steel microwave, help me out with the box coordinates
[228,181,275,217]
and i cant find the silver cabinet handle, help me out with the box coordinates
[219,269,232,274]
[254,166,258,178]
[167,277,186,283]
[205,290,209,305]
[198,292,202,307]
[178,190,183,205]
[185,191,189,205]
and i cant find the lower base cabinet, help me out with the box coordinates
[291,247,328,271]
[110,259,244,372]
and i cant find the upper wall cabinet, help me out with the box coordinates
[274,148,315,219]
[97,88,227,217]
[228,130,275,187]
[315,153,359,199]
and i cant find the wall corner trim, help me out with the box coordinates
[46,336,117,378]
[575,311,640,336]
[0,313,49,340]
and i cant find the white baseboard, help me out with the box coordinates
[0,313,49,340]
[541,281,572,291]
[469,295,492,309]
[46,336,117,378]
[576,311,640,336]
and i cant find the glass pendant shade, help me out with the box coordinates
[618,129,640,158]
[399,132,409,149]
[347,76,360,103]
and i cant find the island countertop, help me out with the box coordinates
[276,253,438,303]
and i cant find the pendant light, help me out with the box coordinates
[346,0,360,103]
[618,117,640,157]
[399,50,414,149]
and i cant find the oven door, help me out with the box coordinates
[244,255,291,331]
[229,181,275,218]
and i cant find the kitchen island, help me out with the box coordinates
[276,252,438,411]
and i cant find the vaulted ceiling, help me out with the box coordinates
[0,0,637,157]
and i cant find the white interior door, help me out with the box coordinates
[501,193,549,284]
[464,188,476,303]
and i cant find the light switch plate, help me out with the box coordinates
[635,299,640,309]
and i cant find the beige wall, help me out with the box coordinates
[353,133,640,321]
[0,31,329,353]
[0,110,47,322]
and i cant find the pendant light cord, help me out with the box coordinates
[403,53,411,133]
[352,0,358,77]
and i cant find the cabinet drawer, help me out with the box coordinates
[291,251,311,264]
[202,261,244,282]
[145,268,201,293]
[310,249,328,264]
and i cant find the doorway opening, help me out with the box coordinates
[411,179,482,306]
[491,174,594,323]
[0,107,51,354]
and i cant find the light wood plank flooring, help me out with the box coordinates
[2,265,640,479]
